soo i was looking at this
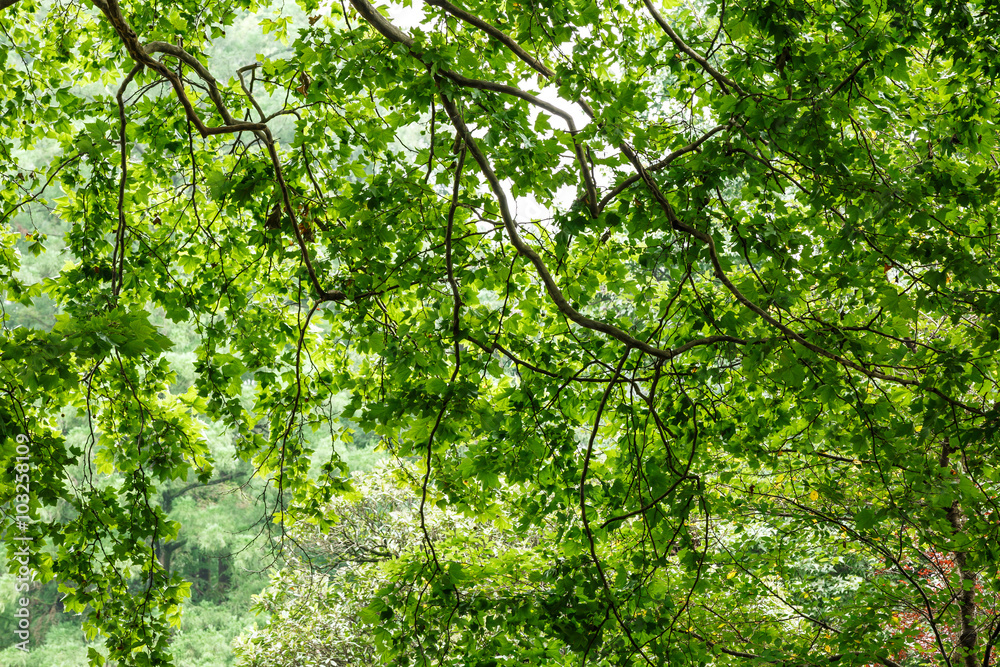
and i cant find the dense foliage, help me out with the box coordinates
[3,0,1000,664]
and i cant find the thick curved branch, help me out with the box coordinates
[0,0,21,11]
[144,41,244,129]
[91,0,266,137]
[424,0,554,78]
[439,91,743,361]
[347,0,415,45]
[349,0,573,124]
[161,472,236,513]
[423,0,599,212]
[641,0,742,95]
[440,68,575,125]
[615,141,984,414]
[350,0,597,213]
[92,0,346,303]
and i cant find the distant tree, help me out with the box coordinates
[2,0,1000,664]
[234,462,548,667]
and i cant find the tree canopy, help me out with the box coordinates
[2,0,1000,664]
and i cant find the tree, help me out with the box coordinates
[233,460,550,667]
[2,0,1000,664]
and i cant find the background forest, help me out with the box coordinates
[0,6,388,664]
[0,173,383,667]
[1,167,384,667]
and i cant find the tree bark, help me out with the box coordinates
[942,441,980,667]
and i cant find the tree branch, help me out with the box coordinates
[144,41,245,129]
[111,64,141,301]
[91,0,266,138]
[349,0,575,125]
[942,436,980,667]
[579,348,656,667]
[161,472,236,513]
[614,140,984,414]
[351,0,598,214]
[424,0,554,78]
[423,0,601,213]
[437,90,745,360]
[0,153,83,226]
[93,0,348,303]
[829,59,868,97]
[641,0,742,94]
[598,123,731,211]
